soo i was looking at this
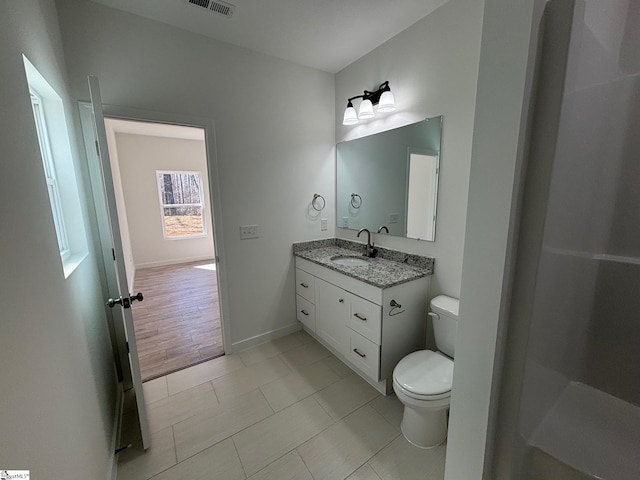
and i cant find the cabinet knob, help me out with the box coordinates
[338,298,344,303]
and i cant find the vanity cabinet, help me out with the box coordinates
[315,279,349,355]
[294,256,429,394]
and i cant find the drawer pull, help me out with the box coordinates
[353,348,366,358]
[299,282,309,288]
[338,298,344,303]
[353,313,367,321]
[300,310,309,316]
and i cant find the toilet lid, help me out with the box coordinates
[393,350,454,397]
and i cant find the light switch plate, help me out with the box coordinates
[342,217,349,228]
[240,224,259,239]
[321,218,328,231]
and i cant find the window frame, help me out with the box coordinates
[156,170,207,240]
[29,89,71,260]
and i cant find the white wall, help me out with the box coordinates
[445,0,543,478]
[56,0,335,348]
[114,133,215,269]
[0,1,118,477]
[335,0,484,299]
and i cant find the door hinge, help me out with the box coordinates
[112,248,116,261]
[95,140,100,157]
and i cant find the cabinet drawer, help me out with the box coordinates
[348,295,382,344]
[296,295,315,331]
[295,268,316,303]
[348,330,380,381]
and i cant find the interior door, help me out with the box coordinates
[88,76,150,449]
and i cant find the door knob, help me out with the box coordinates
[106,292,144,309]
[106,296,123,308]
[130,292,144,303]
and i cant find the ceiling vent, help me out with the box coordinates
[184,0,235,18]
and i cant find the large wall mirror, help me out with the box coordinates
[336,116,442,241]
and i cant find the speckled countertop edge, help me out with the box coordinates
[293,238,434,289]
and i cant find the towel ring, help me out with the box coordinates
[351,193,362,209]
[312,194,326,211]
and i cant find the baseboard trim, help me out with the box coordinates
[136,256,215,269]
[229,323,302,353]
[106,383,124,480]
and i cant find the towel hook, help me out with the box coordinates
[312,193,326,211]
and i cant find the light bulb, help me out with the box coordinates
[377,90,396,112]
[342,103,358,125]
[358,99,374,119]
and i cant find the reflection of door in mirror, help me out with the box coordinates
[406,149,439,241]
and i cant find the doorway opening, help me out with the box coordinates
[103,118,224,381]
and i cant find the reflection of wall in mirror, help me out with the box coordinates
[338,132,407,235]
[336,117,442,240]
[407,152,438,240]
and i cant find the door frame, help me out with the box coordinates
[79,102,231,363]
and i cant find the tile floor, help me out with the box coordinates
[117,330,446,480]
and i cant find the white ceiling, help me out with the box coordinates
[90,0,449,73]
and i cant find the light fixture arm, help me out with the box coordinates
[342,81,395,126]
[362,81,391,106]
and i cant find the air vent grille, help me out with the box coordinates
[185,0,235,18]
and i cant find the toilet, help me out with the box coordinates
[392,295,458,448]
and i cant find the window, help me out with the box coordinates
[23,55,88,278]
[30,91,70,258]
[156,171,206,239]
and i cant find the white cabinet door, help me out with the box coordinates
[316,278,349,356]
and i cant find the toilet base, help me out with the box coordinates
[400,404,448,448]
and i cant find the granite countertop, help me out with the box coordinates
[293,239,434,289]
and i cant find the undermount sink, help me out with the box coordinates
[330,255,370,267]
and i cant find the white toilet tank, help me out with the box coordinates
[430,295,459,358]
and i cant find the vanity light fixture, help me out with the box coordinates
[342,81,396,125]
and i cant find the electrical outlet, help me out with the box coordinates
[389,213,399,224]
[321,218,328,231]
[239,224,259,239]
[342,217,349,228]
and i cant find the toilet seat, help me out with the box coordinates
[393,350,453,401]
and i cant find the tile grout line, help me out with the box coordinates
[231,436,248,479]
[209,379,220,405]
[169,388,280,466]
[256,387,276,415]
[231,395,338,478]
[294,448,316,479]
[294,401,399,479]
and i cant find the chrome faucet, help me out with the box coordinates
[377,225,389,234]
[357,228,376,257]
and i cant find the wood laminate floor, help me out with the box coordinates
[132,260,223,382]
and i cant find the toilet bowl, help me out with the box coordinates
[392,295,458,448]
